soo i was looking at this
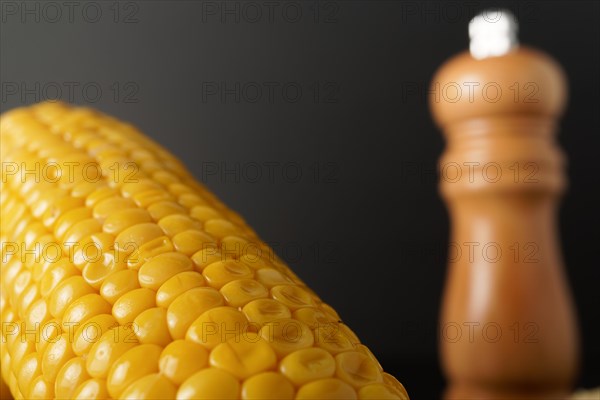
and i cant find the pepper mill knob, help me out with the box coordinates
[431,10,579,400]
[432,11,567,132]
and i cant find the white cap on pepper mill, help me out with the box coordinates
[469,9,518,59]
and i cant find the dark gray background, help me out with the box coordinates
[2,0,599,397]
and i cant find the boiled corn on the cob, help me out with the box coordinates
[0,102,409,400]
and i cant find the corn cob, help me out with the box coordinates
[0,102,409,400]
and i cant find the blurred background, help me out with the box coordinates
[2,0,598,397]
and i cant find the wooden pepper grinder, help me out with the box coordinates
[430,10,579,399]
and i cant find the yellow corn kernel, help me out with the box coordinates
[132,307,172,346]
[220,279,269,308]
[151,170,178,185]
[138,252,194,290]
[186,306,249,349]
[270,285,315,310]
[86,326,139,379]
[255,268,294,288]
[220,235,257,258]
[112,287,156,325]
[99,269,140,304]
[203,260,254,289]
[61,293,112,331]
[167,183,193,197]
[27,375,54,399]
[106,344,162,398]
[10,270,32,309]
[63,218,103,246]
[88,232,117,252]
[134,190,174,208]
[16,352,41,396]
[319,302,341,321]
[72,313,118,356]
[259,319,314,357]
[52,205,89,239]
[147,200,186,220]
[120,373,177,400]
[241,372,295,400]
[35,319,61,355]
[81,252,126,289]
[242,298,292,326]
[158,339,208,385]
[0,103,407,400]
[191,248,224,270]
[48,276,95,318]
[29,187,62,219]
[293,307,337,330]
[279,348,336,386]
[296,378,358,399]
[71,180,102,199]
[7,374,21,400]
[335,351,383,388]
[204,219,241,239]
[314,323,356,355]
[126,235,174,270]
[209,336,277,379]
[382,373,409,399]
[177,368,240,400]
[92,196,136,219]
[239,253,273,271]
[24,298,50,332]
[85,187,118,208]
[103,208,152,235]
[17,283,40,320]
[190,205,222,222]
[121,180,161,198]
[71,378,109,400]
[156,271,205,308]
[21,221,46,248]
[42,196,83,228]
[166,287,224,339]
[2,260,21,290]
[10,340,36,382]
[358,384,405,400]
[54,357,90,399]
[172,229,216,256]
[41,336,75,381]
[114,223,164,255]
[158,214,202,236]
[355,344,384,372]
[339,324,361,346]
[28,237,56,275]
[178,193,208,208]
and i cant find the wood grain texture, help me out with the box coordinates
[431,47,580,399]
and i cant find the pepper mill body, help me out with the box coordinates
[430,13,580,400]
